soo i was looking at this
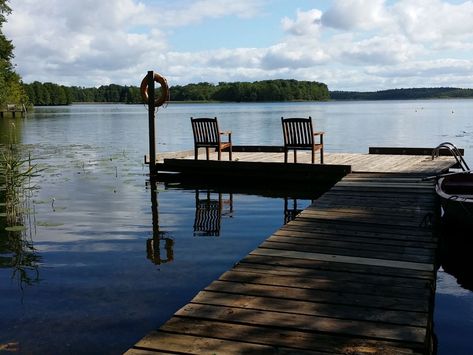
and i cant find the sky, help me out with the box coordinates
[4,0,473,91]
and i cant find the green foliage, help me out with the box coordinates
[23,81,71,105]
[0,0,27,108]
[24,79,330,105]
[330,87,473,101]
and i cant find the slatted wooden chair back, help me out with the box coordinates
[191,117,232,160]
[282,117,314,148]
[191,117,221,147]
[281,116,324,164]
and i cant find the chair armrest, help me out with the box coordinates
[313,131,325,136]
[220,131,232,143]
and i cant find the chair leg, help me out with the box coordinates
[206,147,210,160]
[312,148,315,164]
[320,148,324,164]
[217,148,221,161]
[294,150,297,163]
[195,147,198,160]
[229,146,232,161]
[284,150,288,163]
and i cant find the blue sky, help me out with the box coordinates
[5,0,473,90]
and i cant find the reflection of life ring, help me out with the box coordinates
[140,72,169,107]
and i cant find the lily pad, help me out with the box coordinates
[5,225,27,232]
[36,221,64,227]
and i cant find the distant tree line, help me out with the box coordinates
[330,87,473,100]
[21,81,473,106]
[172,80,330,102]
[23,82,142,105]
[23,79,330,106]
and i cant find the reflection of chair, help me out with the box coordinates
[191,117,232,160]
[193,190,233,237]
[281,116,324,164]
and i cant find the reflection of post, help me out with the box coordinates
[146,177,174,265]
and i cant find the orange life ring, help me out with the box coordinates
[140,72,169,107]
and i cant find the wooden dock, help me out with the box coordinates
[0,104,27,118]
[128,149,457,354]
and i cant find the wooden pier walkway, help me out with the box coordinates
[128,150,455,355]
[0,104,27,118]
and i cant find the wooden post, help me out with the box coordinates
[147,71,156,175]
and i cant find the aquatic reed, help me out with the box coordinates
[0,122,42,287]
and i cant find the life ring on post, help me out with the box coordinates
[140,72,169,107]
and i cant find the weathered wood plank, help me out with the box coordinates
[218,269,431,299]
[273,228,437,248]
[205,280,430,312]
[369,146,464,156]
[233,262,432,288]
[283,219,435,239]
[260,240,434,263]
[239,254,435,281]
[192,290,428,326]
[174,303,426,343]
[159,318,423,354]
[127,330,325,354]
[265,234,435,257]
[251,248,433,271]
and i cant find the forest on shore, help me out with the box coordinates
[21,81,473,106]
[330,87,473,101]
[22,79,330,106]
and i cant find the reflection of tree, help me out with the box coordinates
[0,229,41,288]
[146,177,174,265]
[0,121,41,288]
[193,190,233,237]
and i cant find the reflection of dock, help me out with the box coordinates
[128,147,459,354]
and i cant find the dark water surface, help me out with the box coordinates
[1,101,472,354]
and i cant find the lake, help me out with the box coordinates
[1,100,472,354]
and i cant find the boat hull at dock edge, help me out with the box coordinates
[436,173,473,226]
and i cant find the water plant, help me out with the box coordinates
[0,122,43,288]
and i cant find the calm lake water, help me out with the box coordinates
[1,100,472,354]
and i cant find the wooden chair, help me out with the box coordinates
[281,116,324,164]
[191,117,232,160]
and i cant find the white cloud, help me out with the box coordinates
[321,0,389,31]
[152,0,266,27]
[333,35,424,66]
[281,9,322,37]
[4,0,473,90]
[392,0,473,45]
